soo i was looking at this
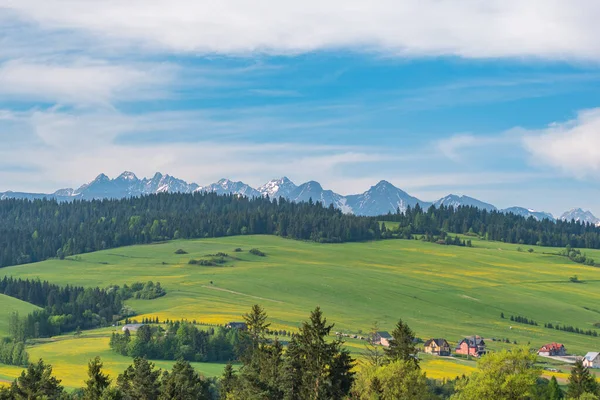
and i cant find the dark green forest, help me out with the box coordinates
[110,322,239,363]
[1,193,600,269]
[0,193,380,268]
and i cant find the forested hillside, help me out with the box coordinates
[382,204,600,249]
[1,193,600,269]
[0,193,380,267]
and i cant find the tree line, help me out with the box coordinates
[381,203,600,250]
[1,277,163,340]
[3,193,600,269]
[110,322,239,363]
[0,193,381,268]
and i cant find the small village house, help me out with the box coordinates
[455,336,486,357]
[583,352,600,368]
[424,338,451,356]
[538,343,566,357]
[122,323,145,332]
[226,322,248,331]
[374,331,393,347]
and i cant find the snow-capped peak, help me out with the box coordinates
[258,177,297,199]
[560,208,600,225]
[117,171,139,181]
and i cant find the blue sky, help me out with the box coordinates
[1,0,600,216]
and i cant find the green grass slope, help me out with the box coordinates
[0,294,40,336]
[3,235,600,355]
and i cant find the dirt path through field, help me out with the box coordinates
[201,285,285,304]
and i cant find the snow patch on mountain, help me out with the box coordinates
[258,177,298,199]
[502,207,554,221]
[1,172,598,222]
[560,208,600,225]
[345,180,429,216]
[433,194,497,211]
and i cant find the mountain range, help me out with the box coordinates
[1,172,598,225]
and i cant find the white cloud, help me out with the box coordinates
[522,108,600,178]
[2,0,600,60]
[0,59,177,106]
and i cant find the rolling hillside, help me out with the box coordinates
[1,235,599,386]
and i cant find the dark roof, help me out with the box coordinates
[376,331,392,339]
[425,338,449,347]
[458,336,484,347]
[227,322,247,328]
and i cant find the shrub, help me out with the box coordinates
[249,248,266,257]
[174,249,188,254]
[234,248,243,252]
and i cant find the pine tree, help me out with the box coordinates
[283,307,354,399]
[547,375,564,400]
[243,304,270,348]
[117,357,161,400]
[9,359,64,399]
[159,360,210,400]
[84,356,111,400]
[384,319,418,366]
[220,363,237,398]
[567,359,599,399]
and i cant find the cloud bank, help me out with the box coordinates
[3,0,600,60]
[523,108,600,178]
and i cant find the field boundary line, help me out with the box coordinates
[201,285,285,304]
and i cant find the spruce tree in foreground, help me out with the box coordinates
[159,360,210,400]
[8,359,64,399]
[283,307,354,399]
[384,319,418,366]
[567,359,599,399]
[84,356,111,400]
[547,375,564,400]
[228,304,284,399]
[117,357,161,400]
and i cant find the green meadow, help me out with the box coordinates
[1,235,600,387]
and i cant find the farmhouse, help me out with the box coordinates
[424,338,451,356]
[538,343,566,357]
[226,322,248,331]
[374,331,393,347]
[122,323,145,332]
[583,352,600,368]
[455,336,486,357]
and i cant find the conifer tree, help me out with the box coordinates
[117,357,161,400]
[567,360,599,399]
[159,360,210,400]
[547,375,564,400]
[384,319,418,366]
[283,307,354,399]
[9,359,64,399]
[84,356,111,400]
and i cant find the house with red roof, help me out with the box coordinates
[538,343,566,357]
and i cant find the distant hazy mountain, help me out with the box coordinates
[502,207,554,221]
[560,208,600,226]
[198,179,260,198]
[288,181,352,213]
[258,177,298,199]
[0,171,594,221]
[433,194,497,212]
[345,180,429,216]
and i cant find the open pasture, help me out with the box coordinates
[1,235,600,385]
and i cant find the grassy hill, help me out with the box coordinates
[0,294,40,337]
[0,235,599,387]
